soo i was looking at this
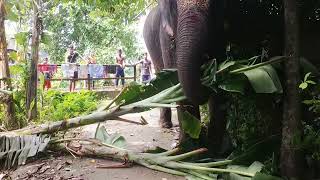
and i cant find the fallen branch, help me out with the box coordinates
[61,138,260,178]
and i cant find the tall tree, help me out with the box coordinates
[26,0,41,121]
[281,0,304,178]
[0,0,18,129]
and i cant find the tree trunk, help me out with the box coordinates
[280,0,304,178]
[0,0,18,129]
[26,0,41,121]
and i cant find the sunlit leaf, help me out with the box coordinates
[299,82,308,89]
[306,80,316,84]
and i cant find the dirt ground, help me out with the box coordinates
[6,108,186,180]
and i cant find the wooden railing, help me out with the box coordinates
[39,64,137,91]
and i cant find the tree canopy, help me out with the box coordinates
[43,2,144,64]
[5,0,154,64]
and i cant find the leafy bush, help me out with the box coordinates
[39,90,99,122]
[299,73,320,160]
[226,93,282,151]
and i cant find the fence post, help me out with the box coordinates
[133,65,137,82]
[87,74,91,91]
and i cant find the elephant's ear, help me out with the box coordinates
[159,0,177,37]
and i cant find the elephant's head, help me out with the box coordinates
[176,0,224,105]
[159,0,178,37]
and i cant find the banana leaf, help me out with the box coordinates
[114,70,179,106]
[224,161,282,180]
[0,135,50,170]
[202,56,285,94]
[95,126,126,149]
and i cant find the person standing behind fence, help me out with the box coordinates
[134,52,152,84]
[115,49,126,89]
[65,45,79,92]
[40,57,52,90]
[88,53,97,89]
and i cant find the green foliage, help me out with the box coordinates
[226,94,280,151]
[14,32,30,48]
[299,72,316,90]
[202,56,284,94]
[4,1,19,21]
[39,90,99,122]
[300,124,320,160]
[299,73,320,160]
[43,2,143,64]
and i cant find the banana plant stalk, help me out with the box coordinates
[61,138,260,179]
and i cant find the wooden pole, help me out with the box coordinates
[133,65,137,82]
[280,0,304,178]
[26,0,41,120]
[0,0,18,129]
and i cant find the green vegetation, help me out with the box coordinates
[0,90,99,125]
[299,73,320,161]
[39,90,98,122]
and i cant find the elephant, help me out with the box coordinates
[143,0,228,155]
[143,0,180,130]
[143,0,320,155]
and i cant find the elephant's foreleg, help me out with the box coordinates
[207,95,230,156]
[160,108,172,128]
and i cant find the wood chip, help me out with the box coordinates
[66,159,73,165]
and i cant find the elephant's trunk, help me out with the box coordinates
[176,1,210,105]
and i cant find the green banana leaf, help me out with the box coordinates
[202,56,284,94]
[243,66,282,93]
[224,161,282,180]
[95,126,126,148]
[114,70,179,106]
